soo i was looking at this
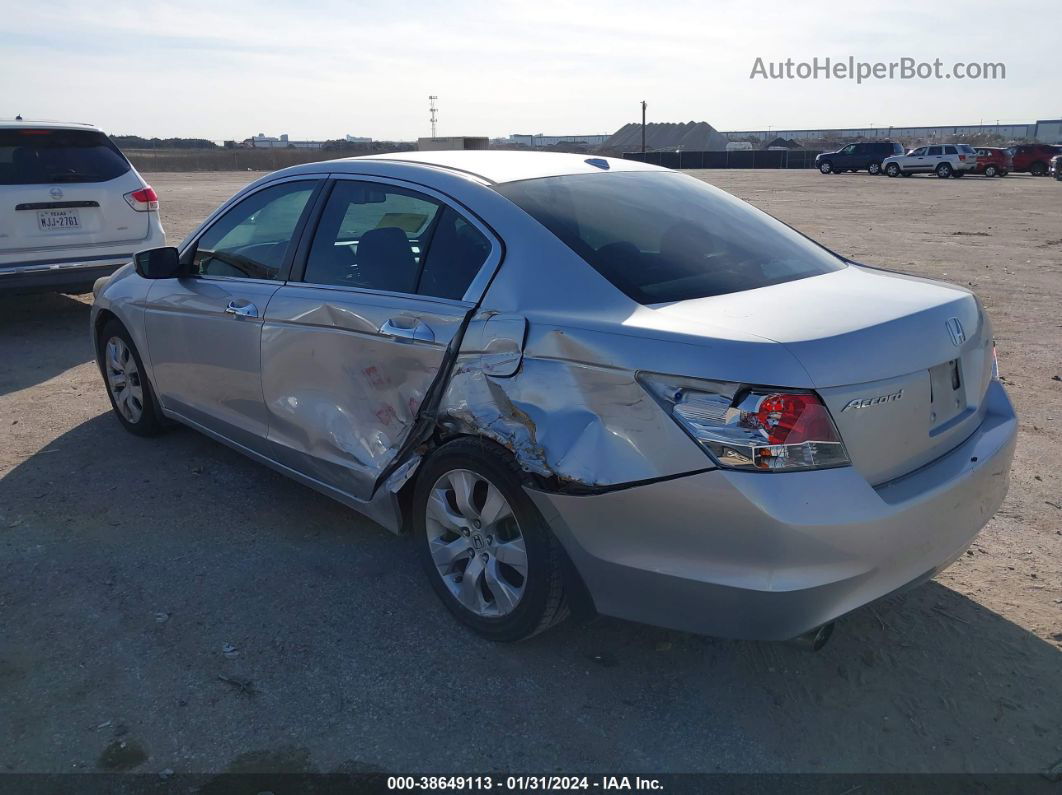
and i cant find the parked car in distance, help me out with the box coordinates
[0,120,164,294]
[816,141,905,175]
[882,144,978,178]
[1049,153,1061,180]
[1008,143,1062,176]
[91,151,1017,646]
[973,147,1012,177]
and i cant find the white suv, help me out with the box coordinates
[0,120,164,294]
[882,143,979,178]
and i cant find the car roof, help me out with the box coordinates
[304,150,667,185]
[0,119,101,132]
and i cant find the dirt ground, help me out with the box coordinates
[1,169,1059,776]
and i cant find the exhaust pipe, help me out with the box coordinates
[789,622,835,651]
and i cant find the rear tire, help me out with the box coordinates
[952,171,965,178]
[1030,161,1048,176]
[97,319,164,437]
[936,163,953,178]
[868,161,882,175]
[901,171,913,177]
[413,438,569,642]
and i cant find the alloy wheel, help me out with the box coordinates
[104,336,144,423]
[424,469,528,617]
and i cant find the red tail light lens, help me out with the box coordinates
[124,186,159,212]
[638,374,850,472]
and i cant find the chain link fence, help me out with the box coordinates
[623,149,824,169]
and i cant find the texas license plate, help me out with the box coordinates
[37,209,81,231]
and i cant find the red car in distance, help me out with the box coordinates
[1008,144,1062,176]
[973,147,1012,177]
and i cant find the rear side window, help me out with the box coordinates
[495,171,845,305]
[304,181,442,294]
[417,207,492,300]
[304,181,491,299]
[892,143,904,154]
[944,146,957,155]
[0,129,130,185]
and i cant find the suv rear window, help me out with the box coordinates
[0,128,131,185]
[495,171,845,304]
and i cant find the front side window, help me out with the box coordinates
[909,147,926,156]
[0,128,130,185]
[193,181,316,280]
[495,171,845,305]
[840,145,856,154]
[304,181,490,299]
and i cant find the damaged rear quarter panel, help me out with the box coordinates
[439,337,710,489]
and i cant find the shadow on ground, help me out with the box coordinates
[0,293,94,396]
[1,411,1060,775]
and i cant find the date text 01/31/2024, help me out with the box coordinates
[386,776,664,791]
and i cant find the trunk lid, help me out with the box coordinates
[645,266,994,484]
[0,171,149,256]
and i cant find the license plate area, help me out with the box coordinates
[37,209,81,231]
[929,359,964,427]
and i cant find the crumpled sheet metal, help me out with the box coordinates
[439,355,708,489]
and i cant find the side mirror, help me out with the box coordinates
[134,247,183,279]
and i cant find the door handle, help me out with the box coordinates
[381,317,435,343]
[225,301,258,318]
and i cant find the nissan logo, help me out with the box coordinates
[945,317,966,347]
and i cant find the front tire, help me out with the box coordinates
[1030,161,1048,176]
[819,161,833,174]
[936,163,953,178]
[984,165,998,177]
[413,439,568,641]
[97,319,164,436]
[885,163,901,177]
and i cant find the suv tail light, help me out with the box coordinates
[124,186,159,212]
[639,374,850,472]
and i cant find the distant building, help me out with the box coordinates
[509,133,610,148]
[417,136,489,151]
[245,133,323,150]
[345,134,372,143]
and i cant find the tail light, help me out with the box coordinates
[639,374,850,472]
[124,186,159,212]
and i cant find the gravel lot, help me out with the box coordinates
[1,169,1060,776]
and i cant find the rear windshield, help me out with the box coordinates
[0,129,131,185]
[494,171,845,304]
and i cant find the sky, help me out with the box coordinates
[1,0,1057,142]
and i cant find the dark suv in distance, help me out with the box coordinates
[1009,144,1062,176]
[815,141,905,175]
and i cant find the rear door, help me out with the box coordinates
[261,176,499,500]
[145,177,322,451]
[0,127,148,257]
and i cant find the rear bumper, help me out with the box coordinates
[528,380,1017,641]
[0,255,133,294]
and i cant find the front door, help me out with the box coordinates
[145,178,320,451]
[261,177,497,500]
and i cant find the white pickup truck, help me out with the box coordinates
[882,144,978,178]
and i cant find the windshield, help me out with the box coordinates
[0,128,131,185]
[494,171,845,304]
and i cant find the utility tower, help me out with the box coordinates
[429,96,438,138]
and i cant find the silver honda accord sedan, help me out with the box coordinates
[90,151,1017,644]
